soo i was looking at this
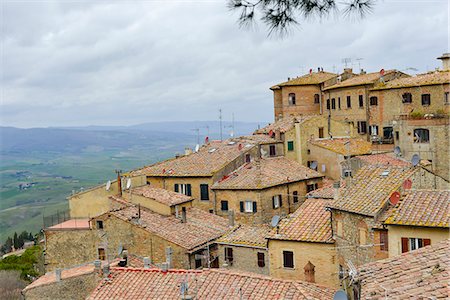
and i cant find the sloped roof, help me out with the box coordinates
[216,224,270,248]
[254,115,319,134]
[212,157,323,190]
[267,199,334,243]
[383,190,450,228]
[131,186,193,206]
[323,70,398,91]
[330,165,417,217]
[306,178,345,199]
[47,219,90,230]
[309,138,372,156]
[359,239,450,299]
[106,205,229,251]
[371,70,450,90]
[355,153,411,167]
[271,71,337,89]
[87,267,334,299]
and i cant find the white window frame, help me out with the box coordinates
[244,201,253,213]
[370,125,378,136]
[179,184,188,195]
[409,238,422,251]
[273,195,280,208]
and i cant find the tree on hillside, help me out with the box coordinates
[1,237,13,254]
[13,232,18,250]
[228,0,375,35]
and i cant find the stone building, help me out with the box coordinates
[382,190,449,257]
[270,70,338,119]
[216,224,270,275]
[211,156,324,224]
[254,115,356,165]
[307,138,372,180]
[267,198,338,288]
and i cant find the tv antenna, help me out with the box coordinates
[224,113,235,137]
[105,180,111,191]
[355,58,364,72]
[341,58,352,68]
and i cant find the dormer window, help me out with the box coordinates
[288,93,296,105]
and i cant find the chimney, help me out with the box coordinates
[102,264,110,278]
[228,210,235,227]
[143,257,151,269]
[360,69,366,75]
[437,53,450,71]
[161,262,169,273]
[166,247,173,268]
[333,181,340,200]
[304,261,316,283]
[94,260,102,275]
[181,207,187,223]
[55,268,62,282]
[115,170,122,197]
[184,147,193,156]
[274,129,281,141]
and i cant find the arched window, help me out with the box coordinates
[288,93,296,105]
[414,128,429,143]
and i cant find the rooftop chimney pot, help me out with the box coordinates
[143,257,151,269]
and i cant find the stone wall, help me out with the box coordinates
[307,144,344,180]
[217,244,269,275]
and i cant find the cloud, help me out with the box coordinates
[1,0,448,127]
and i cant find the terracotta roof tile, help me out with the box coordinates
[330,165,417,216]
[212,157,323,190]
[355,153,411,167]
[254,115,318,134]
[216,225,270,248]
[87,267,335,299]
[310,138,372,156]
[371,70,450,90]
[47,219,90,230]
[306,178,345,199]
[271,71,337,89]
[359,239,450,299]
[268,198,334,243]
[323,70,398,90]
[384,190,450,228]
[131,186,193,206]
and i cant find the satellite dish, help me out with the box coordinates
[126,178,132,189]
[310,161,318,170]
[403,179,412,190]
[394,146,401,156]
[389,191,401,205]
[333,290,348,300]
[117,244,123,255]
[106,180,111,191]
[271,215,280,228]
[195,144,200,152]
[411,154,420,166]
[204,137,209,144]
[260,148,268,157]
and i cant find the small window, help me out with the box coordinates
[257,252,265,268]
[326,99,330,110]
[380,230,388,251]
[445,92,449,105]
[401,238,430,253]
[346,96,352,108]
[370,96,378,106]
[269,145,276,156]
[402,93,412,103]
[174,184,192,196]
[200,184,209,201]
[272,195,282,209]
[321,164,326,173]
[383,127,393,140]
[306,183,318,193]
[195,258,202,268]
[287,141,294,151]
[343,170,352,177]
[369,125,379,136]
[338,97,341,109]
[283,251,294,268]
[225,247,233,265]
[314,94,320,104]
[414,128,429,143]
[359,95,364,108]
[241,200,257,213]
[318,127,324,138]
[96,220,104,230]
[98,248,106,260]
[245,154,251,163]
[288,93,296,105]
[293,191,299,203]
[221,201,229,211]
[357,121,367,134]
[395,131,399,140]
[331,98,336,110]
[421,94,431,106]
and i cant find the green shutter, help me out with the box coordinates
[287,141,294,151]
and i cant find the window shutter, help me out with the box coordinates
[279,195,282,207]
[272,197,275,209]
[240,201,244,212]
[174,184,179,193]
[401,237,409,253]
[187,184,192,196]
[200,184,209,200]
[253,201,257,213]
[423,239,431,246]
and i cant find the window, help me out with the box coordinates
[414,128,429,143]
[347,96,352,108]
[257,252,265,268]
[174,184,192,196]
[221,201,228,211]
[402,93,412,103]
[383,127,393,140]
[357,121,367,134]
[395,131,399,140]
[401,237,430,253]
[331,98,336,109]
[369,96,378,106]
[359,95,364,108]
[445,92,449,105]
[288,93,296,105]
[293,191,299,203]
[326,99,330,110]
[318,127,324,138]
[343,170,352,177]
[283,251,294,268]
[98,248,106,260]
[369,125,379,136]
[338,97,341,109]
[272,195,282,209]
[421,94,431,106]
[245,154,251,163]
[96,220,104,229]
[380,230,388,251]
[225,247,233,265]
[240,201,257,213]
[306,183,318,193]
[200,184,209,200]
[314,94,320,104]
[269,145,276,156]
[287,141,294,151]
[195,258,202,268]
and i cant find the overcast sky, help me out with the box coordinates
[1,0,448,128]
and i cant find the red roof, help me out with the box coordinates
[47,219,90,230]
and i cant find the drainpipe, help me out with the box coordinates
[365,85,371,142]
